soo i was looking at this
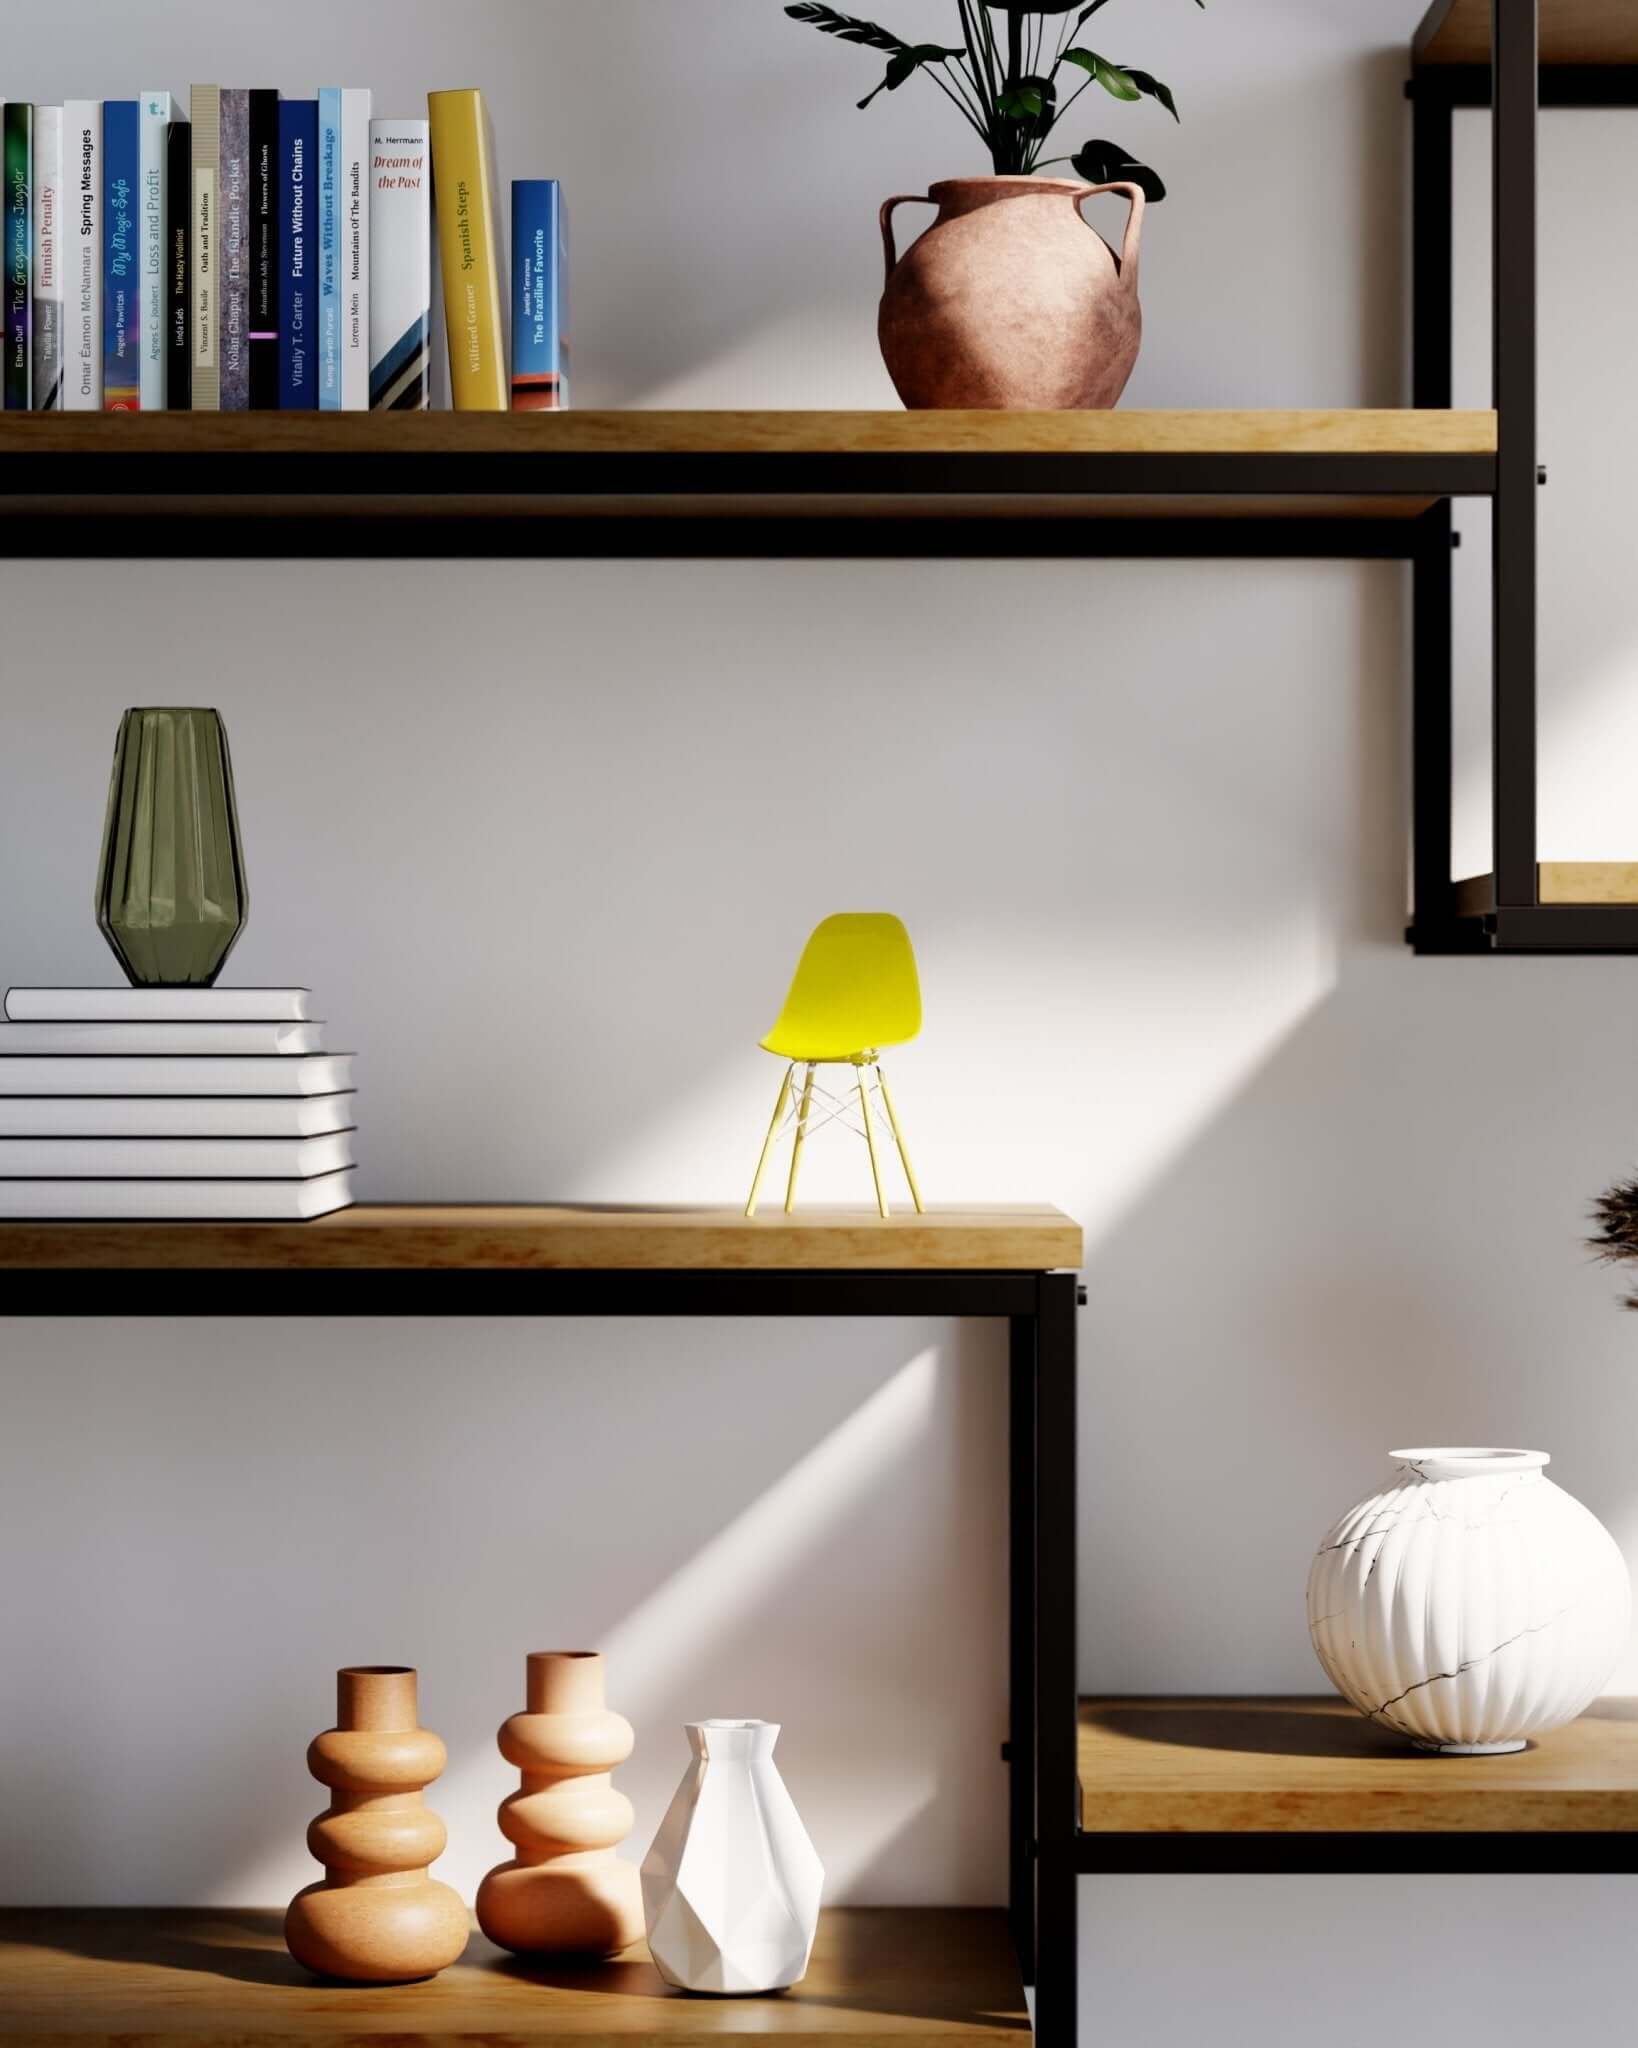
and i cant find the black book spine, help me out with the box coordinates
[248,90,280,408]
[165,119,191,410]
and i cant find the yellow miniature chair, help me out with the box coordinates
[745,913,925,1220]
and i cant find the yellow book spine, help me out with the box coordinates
[427,89,506,411]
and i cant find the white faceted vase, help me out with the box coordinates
[1308,1447,1630,1754]
[641,1719,823,1995]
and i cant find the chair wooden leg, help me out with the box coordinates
[875,1063,924,1214]
[746,1065,795,1218]
[856,1067,889,1219]
[785,1064,817,1214]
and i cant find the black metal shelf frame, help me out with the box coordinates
[7,1262,1084,2044]
[1408,3,1638,952]
[0,511,1486,566]
[2,11,1612,951]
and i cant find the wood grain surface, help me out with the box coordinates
[0,1203,1083,1272]
[1079,1696,1638,1832]
[0,1907,1025,2044]
[1454,863,1638,915]
[0,408,1499,458]
[1418,0,1637,64]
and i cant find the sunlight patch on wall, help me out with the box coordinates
[593,1349,945,1892]
[557,907,1343,1241]
[219,1349,961,1909]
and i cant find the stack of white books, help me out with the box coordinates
[0,988,356,1219]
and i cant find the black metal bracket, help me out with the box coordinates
[1407,0,1557,953]
[0,510,1477,565]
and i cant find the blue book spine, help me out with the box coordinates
[102,100,140,408]
[279,100,317,409]
[509,179,568,412]
[316,87,341,411]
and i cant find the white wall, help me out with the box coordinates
[3,2,1637,2037]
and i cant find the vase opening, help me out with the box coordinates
[927,175,1088,195]
[687,1719,779,1760]
[1390,1447,1549,1482]
[336,1666,419,1733]
[525,1650,605,1714]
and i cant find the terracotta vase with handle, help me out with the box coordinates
[878,175,1144,411]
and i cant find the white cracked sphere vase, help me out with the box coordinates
[1307,1447,1630,1754]
[641,1719,823,1995]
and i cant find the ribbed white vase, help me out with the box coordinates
[1307,1448,1630,1754]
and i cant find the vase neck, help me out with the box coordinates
[526,1650,606,1715]
[1391,1447,1549,1483]
[337,1666,419,1732]
[687,1718,779,1763]
[927,175,1088,221]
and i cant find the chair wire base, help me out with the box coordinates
[745,1057,925,1219]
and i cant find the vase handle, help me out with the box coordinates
[1077,182,1146,288]
[880,194,935,287]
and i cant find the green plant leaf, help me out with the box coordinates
[997,72,1057,118]
[1062,49,1141,102]
[783,3,908,54]
[858,42,967,107]
[1115,65,1179,119]
[1071,139,1166,200]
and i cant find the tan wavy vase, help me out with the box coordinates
[284,1666,469,1983]
[475,1650,645,1957]
[878,175,1145,411]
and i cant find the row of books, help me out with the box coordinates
[0,985,356,1220]
[0,87,567,415]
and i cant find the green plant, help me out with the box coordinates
[784,1,1199,198]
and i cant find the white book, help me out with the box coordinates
[138,90,175,410]
[6,987,314,1022]
[32,106,63,410]
[0,1053,354,1096]
[0,1092,355,1137]
[340,88,372,409]
[0,1019,326,1055]
[62,100,101,410]
[368,118,429,410]
[0,1170,355,1220]
[0,1130,354,1178]
[0,1020,324,1055]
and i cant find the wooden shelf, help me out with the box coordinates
[0,410,1498,546]
[0,1202,1083,1273]
[0,408,1498,459]
[1079,1696,1638,1834]
[1454,862,1638,915]
[1417,0,1638,66]
[0,1907,1025,2045]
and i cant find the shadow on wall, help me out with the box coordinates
[1080,936,1638,1697]
[561,5,903,408]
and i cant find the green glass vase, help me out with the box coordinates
[95,708,249,987]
